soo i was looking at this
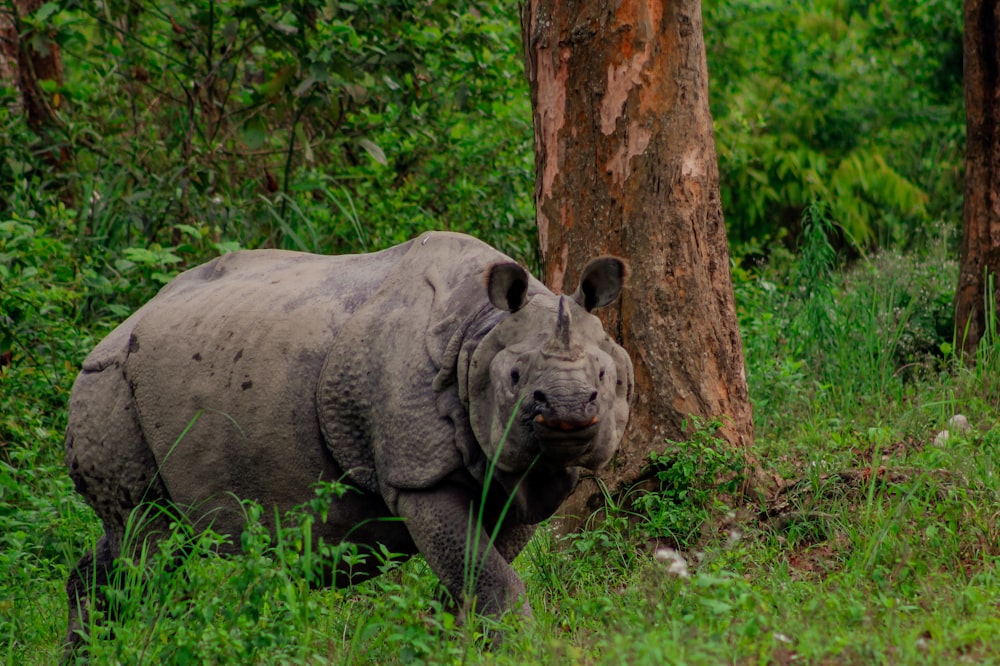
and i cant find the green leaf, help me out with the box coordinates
[358,138,387,166]
[34,2,61,22]
[258,65,296,99]
[241,116,268,150]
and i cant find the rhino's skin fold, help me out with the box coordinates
[63,230,633,655]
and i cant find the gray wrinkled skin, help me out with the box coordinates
[64,231,633,653]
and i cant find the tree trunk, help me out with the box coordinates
[1,0,64,129]
[521,0,755,526]
[955,0,1000,359]
[0,5,17,89]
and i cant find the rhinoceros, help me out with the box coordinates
[64,230,633,650]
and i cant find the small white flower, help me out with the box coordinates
[948,414,971,435]
[654,547,689,578]
[935,414,972,446]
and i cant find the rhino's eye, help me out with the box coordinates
[510,369,521,385]
[599,369,606,381]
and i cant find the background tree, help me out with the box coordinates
[521,0,756,524]
[955,0,1000,358]
[0,5,15,86]
[1,1,64,129]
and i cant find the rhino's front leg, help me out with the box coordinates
[396,484,530,617]
[492,520,536,566]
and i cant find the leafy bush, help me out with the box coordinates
[0,211,95,462]
[636,417,748,549]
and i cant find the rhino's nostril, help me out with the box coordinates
[589,391,598,402]
[533,390,547,404]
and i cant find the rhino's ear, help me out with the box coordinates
[572,257,627,311]
[487,262,530,313]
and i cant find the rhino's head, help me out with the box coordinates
[465,258,634,477]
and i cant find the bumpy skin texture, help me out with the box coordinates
[64,231,633,651]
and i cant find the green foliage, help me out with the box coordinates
[4,0,964,271]
[2,0,535,268]
[0,448,93,660]
[73,485,509,665]
[0,210,95,466]
[707,0,964,250]
[84,486,394,664]
[636,417,748,549]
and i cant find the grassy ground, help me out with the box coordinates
[3,222,1000,665]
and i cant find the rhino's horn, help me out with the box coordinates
[542,296,581,360]
[555,296,572,349]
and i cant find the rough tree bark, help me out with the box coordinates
[0,0,64,128]
[955,0,1000,359]
[521,0,755,524]
[0,5,17,88]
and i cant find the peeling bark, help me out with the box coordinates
[521,0,755,527]
[956,0,1000,359]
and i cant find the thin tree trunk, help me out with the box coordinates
[955,0,1000,358]
[521,0,756,526]
[0,5,17,90]
[5,0,64,129]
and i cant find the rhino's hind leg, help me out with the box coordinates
[64,534,114,658]
[64,360,173,658]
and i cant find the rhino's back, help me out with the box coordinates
[83,242,415,371]
[155,242,414,324]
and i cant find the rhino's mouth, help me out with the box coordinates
[532,415,599,462]
[534,414,599,433]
